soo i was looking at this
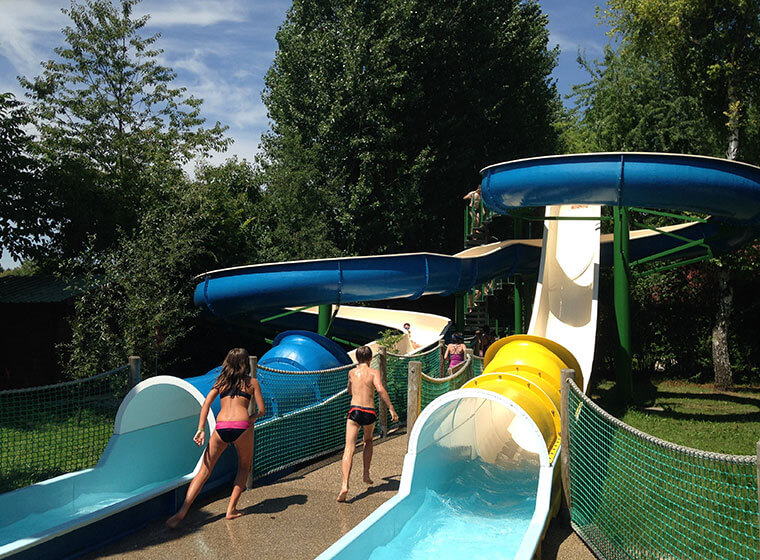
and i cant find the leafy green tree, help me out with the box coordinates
[570,46,721,154]
[600,0,760,162]
[64,160,263,378]
[0,93,48,260]
[258,0,561,258]
[20,0,230,262]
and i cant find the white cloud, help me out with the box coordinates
[139,1,247,27]
[550,31,604,57]
[0,1,67,75]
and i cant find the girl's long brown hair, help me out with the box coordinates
[213,348,250,395]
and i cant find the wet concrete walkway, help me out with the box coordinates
[84,430,595,559]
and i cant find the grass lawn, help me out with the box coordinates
[0,408,116,493]
[591,379,760,456]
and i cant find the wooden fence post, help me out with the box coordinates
[407,361,422,437]
[128,356,142,387]
[378,346,388,437]
[246,355,258,490]
[560,368,576,520]
[438,339,445,378]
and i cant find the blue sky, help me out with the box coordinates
[0,0,611,270]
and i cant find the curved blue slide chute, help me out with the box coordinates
[256,331,352,417]
[193,244,542,317]
[482,152,760,224]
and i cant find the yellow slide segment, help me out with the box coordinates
[462,334,583,462]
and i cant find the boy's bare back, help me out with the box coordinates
[348,364,380,408]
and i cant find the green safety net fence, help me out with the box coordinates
[253,361,354,479]
[420,355,477,412]
[0,366,131,494]
[566,380,759,560]
[252,343,444,480]
[385,344,442,421]
[473,355,485,377]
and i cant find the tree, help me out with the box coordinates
[258,0,561,258]
[0,93,47,260]
[570,46,721,154]
[601,0,760,161]
[64,159,264,378]
[20,0,230,262]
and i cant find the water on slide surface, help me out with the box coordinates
[369,461,537,559]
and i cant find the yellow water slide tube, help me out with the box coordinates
[463,334,583,463]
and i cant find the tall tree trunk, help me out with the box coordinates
[712,266,733,390]
[713,88,739,390]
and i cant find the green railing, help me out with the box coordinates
[252,343,444,480]
[566,380,759,560]
[420,354,477,412]
[0,366,132,493]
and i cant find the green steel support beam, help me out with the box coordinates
[260,304,314,323]
[628,206,708,223]
[512,216,524,335]
[633,254,713,279]
[613,206,633,402]
[513,274,523,335]
[318,304,332,336]
[331,336,361,348]
[455,293,466,333]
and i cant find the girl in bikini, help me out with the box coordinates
[444,332,467,372]
[167,348,265,528]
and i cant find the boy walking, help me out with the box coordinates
[337,346,399,502]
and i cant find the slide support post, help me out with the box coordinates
[246,355,258,490]
[560,369,575,517]
[512,215,524,335]
[513,274,523,334]
[128,356,142,388]
[455,293,466,333]
[613,206,633,402]
[318,304,332,336]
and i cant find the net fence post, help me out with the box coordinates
[407,361,421,437]
[438,339,445,378]
[246,355,258,490]
[560,368,575,520]
[378,346,388,437]
[128,356,141,387]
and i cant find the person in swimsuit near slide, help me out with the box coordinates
[337,346,399,502]
[167,348,265,528]
[444,332,466,372]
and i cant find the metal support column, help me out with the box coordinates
[455,293,466,333]
[613,206,633,401]
[318,304,332,337]
[513,216,524,335]
[513,275,523,335]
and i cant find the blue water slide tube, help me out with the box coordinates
[482,152,760,224]
[256,330,352,417]
[194,243,542,316]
